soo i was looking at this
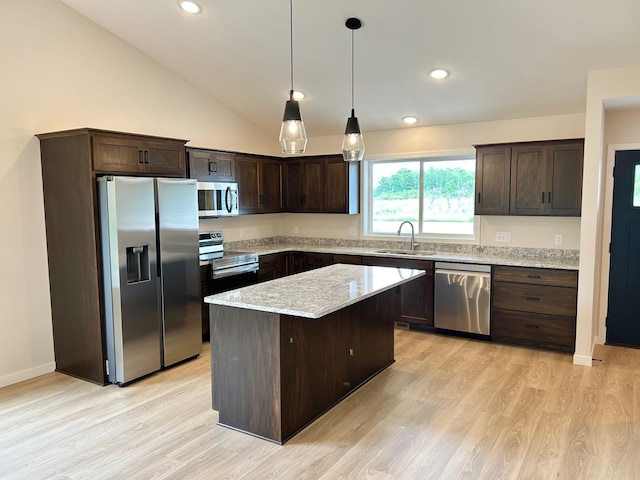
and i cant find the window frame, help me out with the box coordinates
[363,153,478,243]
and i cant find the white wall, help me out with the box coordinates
[0,1,275,387]
[574,67,640,367]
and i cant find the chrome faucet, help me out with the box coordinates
[397,221,418,252]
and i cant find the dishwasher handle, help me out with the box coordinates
[435,269,491,278]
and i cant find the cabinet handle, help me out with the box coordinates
[541,192,545,203]
[548,191,552,204]
[138,151,144,164]
[527,275,541,279]
[477,192,481,204]
[525,324,540,329]
[259,194,265,205]
[208,161,214,173]
[144,151,149,164]
[526,296,540,301]
[213,161,217,173]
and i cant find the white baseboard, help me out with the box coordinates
[0,362,56,388]
[572,354,593,367]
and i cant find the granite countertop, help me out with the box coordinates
[239,243,580,270]
[204,264,425,318]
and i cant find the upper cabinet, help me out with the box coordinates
[92,132,186,176]
[186,148,235,182]
[475,139,584,217]
[235,154,283,215]
[284,154,359,214]
[475,145,511,215]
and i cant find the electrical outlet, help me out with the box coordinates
[348,227,357,236]
[293,225,299,234]
[555,234,564,245]
[239,229,244,239]
[495,231,511,243]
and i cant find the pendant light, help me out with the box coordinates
[342,17,365,162]
[279,0,307,154]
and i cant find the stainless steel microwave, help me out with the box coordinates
[197,182,239,218]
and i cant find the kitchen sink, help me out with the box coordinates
[374,249,436,256]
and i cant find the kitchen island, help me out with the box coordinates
[205,263,425,444]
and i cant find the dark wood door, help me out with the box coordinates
[284,160,303,211]
[235,155,260,214]
[324,156,348,213]
[187,149,235,182]
[92,134,144,173]
[302,158,324,212]
[260,158,283,213]
[546,142,583,216]
[606,150,640,347]
[145,140,185,176]
[509,145,546,215]
[475,145,511,215]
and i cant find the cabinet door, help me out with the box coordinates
[284,160,303,211]
[187,149,235,182]
[304,252,333,271]
[260,158,283,213]
[324,156,348,213]
[475,146,511,215]
[145,140,185,176]
[509,145,546,215]
[302,158,324,212]
[546,142,583,216]
[235,155,260,214]
[92,135,144,173]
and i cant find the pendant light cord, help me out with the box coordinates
[289,0,294,92]
[351,28,355,110]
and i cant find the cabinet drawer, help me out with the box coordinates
[493,281,577,316]
[492,309,575,351]
[333,254,362,265]
[493,266,577,288]
[259,253,278,269]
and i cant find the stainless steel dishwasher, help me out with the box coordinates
[434,262,491,336]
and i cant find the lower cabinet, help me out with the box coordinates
[362,256,434,329]
[200,264,211,340]
[491,266,578,352]
[258,253,288,282]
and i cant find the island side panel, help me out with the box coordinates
[210,305,282,442]
[279,287,397,442]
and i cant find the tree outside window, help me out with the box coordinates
[368,157,475,237]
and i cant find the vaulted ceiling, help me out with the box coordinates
[61,0,640,137]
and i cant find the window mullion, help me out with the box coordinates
[418,160,425,234]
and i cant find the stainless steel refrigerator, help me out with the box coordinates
[98,176,201,385]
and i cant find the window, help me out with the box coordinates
[366,156,476,238]
[635,164,640,207]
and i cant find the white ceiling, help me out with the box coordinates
[61,0,640,138]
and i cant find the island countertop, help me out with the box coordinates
[204,263,425,319]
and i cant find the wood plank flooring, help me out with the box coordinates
[1,329,639,479]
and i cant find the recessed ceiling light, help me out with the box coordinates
[179,1,201,14]
[292,91,305,101]
[403,116,419,125]
[429,69,450,80]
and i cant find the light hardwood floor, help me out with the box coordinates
[1,329,639,480]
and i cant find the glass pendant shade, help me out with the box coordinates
[279,90,307,154]
[342,110,365,162]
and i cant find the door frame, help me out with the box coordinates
[598,142,640,344]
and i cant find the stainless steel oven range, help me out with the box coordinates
[199,230,259,339]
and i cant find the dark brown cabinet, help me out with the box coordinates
[491,266,578,352]
[235,154,283,215]
[92,133,186,176]
[510,141,583,216]
[36,128,188,385]
[186,148,235,182]
[284,155,359,214]
[259,253,288,282]
[475,139,584,217]
[474,145,511,215]
[361,256,434,329]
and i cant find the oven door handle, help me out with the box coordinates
[211,262,259,279]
